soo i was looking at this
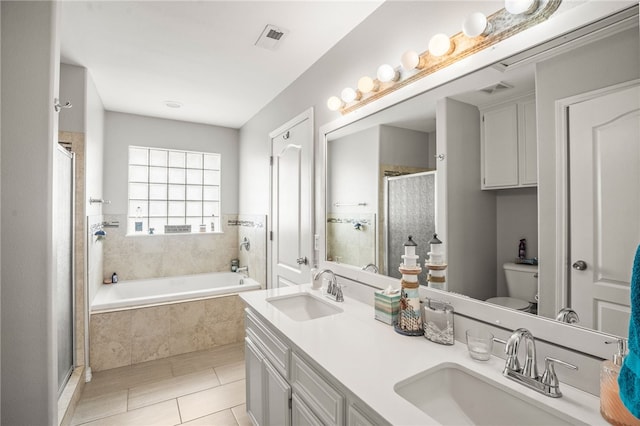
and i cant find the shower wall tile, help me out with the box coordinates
[237,214,267,287]
[90,295,245,371]
[102,214,239,281]
[326,213,376,268]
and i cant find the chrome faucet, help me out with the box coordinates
[236,266,249,276]
[313,269,344,302]
[362,263,379,273]
[239,237,250,251]
[498,328,577,398]
[505,328,538,379]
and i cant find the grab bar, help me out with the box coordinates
[334,202,367,207]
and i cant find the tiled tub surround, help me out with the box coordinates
[90,295,246,372]
[102,214,240,281]
[236,214,267,286]
[326,213,376,267]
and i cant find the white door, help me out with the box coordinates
[569,83,640,336]
[270,109,314,288]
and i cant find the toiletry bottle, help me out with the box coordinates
[600,339,638,425]
[519,239,526,260]
[111,272,118,284]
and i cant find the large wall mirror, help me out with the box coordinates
[321,2,639,348]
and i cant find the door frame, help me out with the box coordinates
[554,78,639,315]
[268,108,315,289]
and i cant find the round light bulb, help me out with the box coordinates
[401,50,422,71]
[428,33,453,57]
[376,64,398,83]
[357,76,378,94]
[340,87,360,103]
[505,0,538,15]
[327,96,344,111]
[462,12,489,37]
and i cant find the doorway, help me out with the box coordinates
[564,81,639,335]
[269,109,314,288]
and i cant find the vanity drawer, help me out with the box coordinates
[245,308,290,378]
[291,353,344,426]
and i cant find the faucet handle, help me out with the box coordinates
[541,356,578,397]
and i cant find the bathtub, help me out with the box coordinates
[91,271,261,312]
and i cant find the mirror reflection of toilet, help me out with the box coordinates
[486,263,538,312]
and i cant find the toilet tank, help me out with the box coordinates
[503,262,538,302]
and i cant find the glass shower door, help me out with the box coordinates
[55,145,75,395]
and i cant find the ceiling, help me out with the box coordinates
[60,1,384,129]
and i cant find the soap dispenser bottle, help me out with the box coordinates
[600,339,638,425]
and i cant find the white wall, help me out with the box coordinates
[536,26,640,317]
[379,125,433,169]
[59,64,85,133]
[327,126,379,213]
[103,112,239,216]
[85,71,105,219]
[495,188,538,296]
[1,2,59,424]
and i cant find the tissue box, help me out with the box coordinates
[374,290,401,325]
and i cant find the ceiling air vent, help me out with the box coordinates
[480,82,513,95]
[255,24,289,51]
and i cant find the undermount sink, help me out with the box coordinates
[266,293,343,321]
[394,363,577,426]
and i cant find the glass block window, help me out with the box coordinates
[128,146,221,234]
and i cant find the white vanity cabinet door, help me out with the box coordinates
[347,404,378,426]
[264,359,292,426]
[291,353,345,426]
[245,338,265,426]
[518,97,537,186]
[292,394,324,426]
[481,103,519,189]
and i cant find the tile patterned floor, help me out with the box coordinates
[71,343,250,426]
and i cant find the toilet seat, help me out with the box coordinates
[486,296,531,311]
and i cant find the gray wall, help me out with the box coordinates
[59,64,85,133]
[496,188,538,296]
[327,126,379,213]
[1,2,59,424]
[536,27,640,318]
[379,125,434,169]
[437,98,497,301]
[103,111,240,216]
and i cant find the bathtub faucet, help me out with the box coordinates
[237,266,249,276]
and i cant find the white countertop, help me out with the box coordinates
[240,284,606,425]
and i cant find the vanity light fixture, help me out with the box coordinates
[462,12,492,38]
[341,87,361,103]
[428,33,454,57]
[327,96,344,111]
[505,0,539,15]
[328,0,561,115]
[400,50,425,71]
[357,76,379,94]
[377,64,400,83]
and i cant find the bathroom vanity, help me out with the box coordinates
[241,285,606,425]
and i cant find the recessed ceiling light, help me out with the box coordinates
[164,100,183,109]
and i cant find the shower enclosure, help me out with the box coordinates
[384,171,436,283]
[55,144,75,395]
